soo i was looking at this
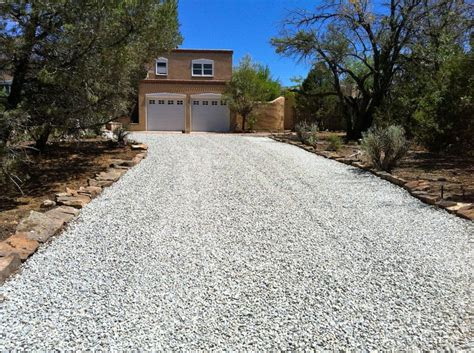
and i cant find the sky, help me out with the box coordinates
[178,0,318,87]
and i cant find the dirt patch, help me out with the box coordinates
[0,139,139,241]
[274,131,474,204]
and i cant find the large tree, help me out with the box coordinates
[271,0,468,140]
[0,0,182,150]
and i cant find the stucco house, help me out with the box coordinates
[124,48,233,132]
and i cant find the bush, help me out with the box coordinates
[326,134,342,151]
[295,121,318,146]
[361,125,409,172]
[113,127,130,145]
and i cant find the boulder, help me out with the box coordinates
[56,194,91,209]
[16,211,63,243]
[44,206,79,224]
[0,255,21,284]
[40,199,56,208]
[0,233,39,260]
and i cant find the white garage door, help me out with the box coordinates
[147,94,185,131]
[191,94,230,132]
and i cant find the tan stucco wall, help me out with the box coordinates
[147,51,232,81]
[284,94,295,130]
[235,97,286,131]
[127,81,227,131]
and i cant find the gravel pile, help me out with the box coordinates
[0,134,472,350]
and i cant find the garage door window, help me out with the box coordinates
[168,100,174,105]
[149,99,155,104]
[220,100,227,105]
[193,100,199,105]
[211,101,218,106]
[158,100,165,104]
[202,101,208,105]
[177,100,183,105]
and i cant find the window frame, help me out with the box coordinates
[155,57,168,76]
[192,59,214,77]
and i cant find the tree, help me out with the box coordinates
[271,0,468,140]
[0,1,182,150]
[293,62,343,130]
[224,55,281,131]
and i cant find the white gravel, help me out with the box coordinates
[0,134,472,350]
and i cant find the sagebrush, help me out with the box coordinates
[361,125,409,172]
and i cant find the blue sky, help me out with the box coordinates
[178,0,318,87]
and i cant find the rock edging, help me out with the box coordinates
[0,146,148,284]
[271,136,473,222]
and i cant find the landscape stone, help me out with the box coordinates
[16,211,63,243]
[0,233,39,260]
[376,171,407,186]
[457,208,474,221]
[411,191,439,205]
[88,178,114,188]
[40,199,56,208]
[56,194,91,209]
[436,200,458,208]
[77,186,102,198]
[131,143,148,151]
[0,255,21,283]
[44,206,79,224]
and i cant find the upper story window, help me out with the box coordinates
[192,59,214,77]
[155,57,168,76]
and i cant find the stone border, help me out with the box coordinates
[0,144,148,284]
[271,136,473,222]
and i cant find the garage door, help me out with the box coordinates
[147,94,185,131]
[191,94,230,132]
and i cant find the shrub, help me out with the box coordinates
[361,125,409,172]
[326,134,342,151]
[113,127,130,145]
[295,121,318,146]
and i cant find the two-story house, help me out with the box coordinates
[128,48,233,132]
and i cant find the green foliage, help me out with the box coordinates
[224,55,281,131]
[0,0,182,150]
[294,62,344,130]
[326,135,342,152]
[361,126,409,172]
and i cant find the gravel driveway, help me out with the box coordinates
[0,134,472,350]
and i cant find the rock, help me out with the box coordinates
[376,172,407,187]
[65,187,78,196]
[457,208,474,221]
[56,194,91,209]
[88,178,114,188]
[16,211,63,243]
[436,200,458,208]
[0,255,21,284]
[0,233,39,260]
[44,206,79,224]
[404,180,430,192]
[96,169,124,182]
[77,186,102,198]
[446,202,472,213]
[411,191,439,205]
[40,199,56,208]
[131,143,148,151]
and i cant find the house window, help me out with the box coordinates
[192,59,214,77]
[155,57,168,76]
[168,100,174,105]
[211,101,218,106]
[202,101,208,105]
[149,99,155,104]
[193,100,199,105]
[158,100,165,104]
[177,100,183,105]
[220,100,227,105]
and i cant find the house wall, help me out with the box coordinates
[147,50,232,81]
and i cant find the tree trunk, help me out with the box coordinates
[241,114,247,131]
[34,124,52,152]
